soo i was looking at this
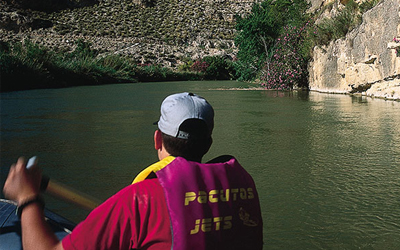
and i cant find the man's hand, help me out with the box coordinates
[3,157,42,205]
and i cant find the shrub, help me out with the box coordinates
[359,0,381,12]
[203,56,236,80]
[314,0,361,46]
[190,60,209,72]
[234,0,310,81]
[0,40,54,91]
[260,23,310,90]
[177,60,194,72]
[0,37,235,92]
[68,39,98,60]
[189,56,236,80]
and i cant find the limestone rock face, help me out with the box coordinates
[309,0,400,100]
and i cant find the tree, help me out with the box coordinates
[234,0,309,81]
[260,23,310,90]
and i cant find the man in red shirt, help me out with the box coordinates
[3,92,263,250]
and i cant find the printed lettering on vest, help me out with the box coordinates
[184,187,255,206]
[185,187,257,235]
[190,216,233,235]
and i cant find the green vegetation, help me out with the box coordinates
[233,0,382,89]
[259,23,311,90]
[0,39,236,91]
[310,0,381,47]
[190,56,236,80]
[234,0,310,83]
[0,40,183,91]
[313,1,359,46]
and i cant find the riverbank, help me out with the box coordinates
[0,29,238,70]
[310,78,400,101]
[217,83,400,102]
[0,39,237,92]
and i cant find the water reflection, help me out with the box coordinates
[303,94,400,249]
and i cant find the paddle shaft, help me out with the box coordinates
[26,156,101,211]
[44,178,100,211]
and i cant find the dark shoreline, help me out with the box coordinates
[0,39,236,93]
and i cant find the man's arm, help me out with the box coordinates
[20,203,65,250]
[3,157,65,250]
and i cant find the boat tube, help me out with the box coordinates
[0,199,75,249]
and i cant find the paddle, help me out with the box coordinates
[26,156,101,211]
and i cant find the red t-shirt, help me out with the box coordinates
[62,179,172,250]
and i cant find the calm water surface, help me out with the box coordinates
[1,81,400,249]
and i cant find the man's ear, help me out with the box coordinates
[154,130,163,150]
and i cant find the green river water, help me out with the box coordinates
[1,81,400,249]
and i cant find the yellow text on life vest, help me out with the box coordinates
[184,188,254,206]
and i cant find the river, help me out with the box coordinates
[1,81,400,249]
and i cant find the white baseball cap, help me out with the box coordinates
[156,92,214,139]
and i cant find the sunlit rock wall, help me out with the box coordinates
[309,0,400,100]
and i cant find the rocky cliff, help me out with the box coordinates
[0,0,259,68]
[309,0,400,100]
